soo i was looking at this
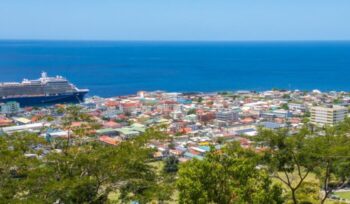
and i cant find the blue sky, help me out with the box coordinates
[0,0,349,41]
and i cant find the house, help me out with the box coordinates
[1,122,49,134]
[13,117,32,125]
[99,135,120,146]
[96,128,119,136]
[115,127,140,138]
[103,120,121,128]
[0,117,12,127]
[258,122,286,130]
[271,109,292,119]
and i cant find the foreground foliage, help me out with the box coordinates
[177,143,284,204]
[0,129,167,203]
[2,105,350,203]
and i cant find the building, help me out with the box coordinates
[0,101,20,115]
[311,105,348,126]
[216,110,239,122]
[0,117,12,127]
[258,122,286,130]
[288,103,306,111]
[1,122,48,134]
[271,109,292,119]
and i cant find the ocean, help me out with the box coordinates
[0,40,350,97]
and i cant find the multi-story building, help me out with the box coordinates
[216,110,239,122]
[0,101,21,115]
[288,103,306,111]
[311,105,348,126]
[271,109,292,119]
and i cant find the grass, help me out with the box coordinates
[272,171,348,204]
[108,161,181,204]
[334,191,350,200]
[272,171,320,203]
[272,170,319,189]
[107,192,121,203]
[149,160,164,173]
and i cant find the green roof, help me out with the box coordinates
[131,123,145,128]
[130,126,145,132]
[96,128,116,134]
[115,128,140,135]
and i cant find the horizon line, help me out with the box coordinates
[1,38,350,43]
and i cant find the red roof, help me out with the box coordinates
[99,136,119,146]
[121,102,139,108]
[105,100,119,107]
[290,118,301,124]
[241,117,254,124]
[103,121,121,128]
[71,122,83,127]
[0,117,12,126]
[117,114,126,119]
[162,100,177,105]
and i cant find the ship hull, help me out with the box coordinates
[0,91,87,107]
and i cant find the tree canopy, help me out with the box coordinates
[177,143,284,204]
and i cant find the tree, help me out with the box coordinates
[187,109,196,115]
[38,141,158,203]
[306,123,350,204]
[177,143,283,204]
[282,94,291,100]
[163,155,179,173]
[256,127,314,204]
[0,132,45,203]
[280,103,289,110]
[0,127,169,203]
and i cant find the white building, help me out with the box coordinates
[1,122,49,134]
[311,105,348,126]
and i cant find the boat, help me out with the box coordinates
[0,72,89,107]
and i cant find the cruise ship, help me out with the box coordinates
[0,72,89,107]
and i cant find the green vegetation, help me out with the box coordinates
[186,109,196,115]
[334,191,350,200]
[0,105,170,203]
[255,119,350,204]
[280,103,290,110]
[177,143,283,204]
[255,127,314,204]
[282,94,291,100]
[3,106,350,203]
[0,130,169,203]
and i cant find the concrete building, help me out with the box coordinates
[288,103,306,111]
[271,109,292,119]
[0,101,20,115]
[216,110,239,122]
[1,122,49,134]
[311,105,348,126]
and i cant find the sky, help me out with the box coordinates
[0,0,349,41]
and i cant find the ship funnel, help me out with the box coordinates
[41,72,48,79]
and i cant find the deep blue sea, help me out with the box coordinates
[0,40,350,97]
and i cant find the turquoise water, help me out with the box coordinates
[0,40,350,97]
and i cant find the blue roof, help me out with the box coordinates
[259,122,285,129]
[184,152,204,160]
[236,128,256,134]
[177,98,192,104]
[175,146,187,152]
[198,146,211,152]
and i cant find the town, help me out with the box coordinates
[1,89,349,161]
[3,89,350,203]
